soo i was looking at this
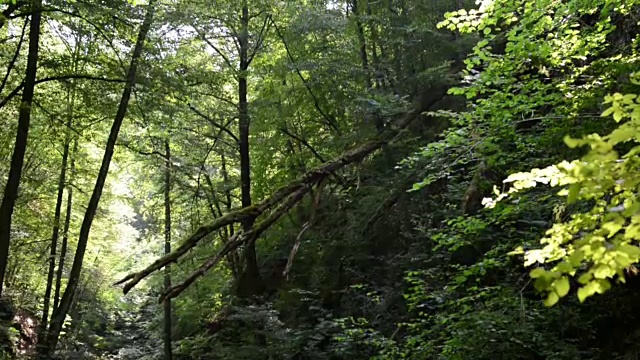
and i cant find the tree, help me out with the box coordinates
[163,139,173,360]
[41,0,156,354]
[0,0,43,298]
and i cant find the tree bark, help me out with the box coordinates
[220,151,240,278]
[352,0,372,89]
[366,0,384,90]
[39,107,72,334]
[53,138,77,314]
[237,0,263,298]
[0,0,43,298]
[220,151,234,238]
[53,44,80,314]
[40,1,155,356]
[163,140,173,360]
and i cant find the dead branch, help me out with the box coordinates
[159,185,311,302]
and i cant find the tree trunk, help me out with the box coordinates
[0,0,42,298]
[39,108,72,335]
[53,138,77,314]
[220,151,234,238]
[40,1,155,356]
[237,0,263,298]
[366,0,384,89]
[220,151,240,278]
[352,0,372,89]
[163,140,173,360]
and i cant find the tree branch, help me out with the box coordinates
[0,18,27,95]
[0,2,24,30]
[279,126,326,163]
[0,74,124,110]
[116,82,452,298]
[188,103,240,144]
[271,18,340,134]
[159,185,310,302]
[247,14,271,67]
[200,32,237,73]
[118,140,169,160]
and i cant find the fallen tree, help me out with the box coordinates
[116,81,454,302]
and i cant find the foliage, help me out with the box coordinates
[4,0,640,358]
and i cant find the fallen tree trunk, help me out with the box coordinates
[116,82,453,300]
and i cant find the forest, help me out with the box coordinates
[0,0,639,358]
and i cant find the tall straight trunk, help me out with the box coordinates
[220,151,234,238]
[204,171,239,277]
[352,0,384,132]
[237,0,262,297]
[220,151,240,278]
[0,0,42,298]
[239,1,251,234]
[53,138,77,314]
[40,2,155,356]
[163,140,172,360]
[41,67,77,334]
[351,0,371,89]
[39,112,72,333]
[366,0,384,90]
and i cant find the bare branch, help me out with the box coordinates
[283,221,311,278]
[118,140,168,160]
[115,204,261,293]
[117,113,415,294]
[116,81,453,298]
[159,185,310,302]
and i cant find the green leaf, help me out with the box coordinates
[530,267,546,278]
[613,110,624,122]
[607,125,635,144]
[554,276,570,297]
[544,291,559,306]
[564,135,582,148]
[593,265,614,279]
[602,218,624,238]
[568,250,584,266]
[618,244,640,258]
[567,184,581,203]
[577,285,593,302]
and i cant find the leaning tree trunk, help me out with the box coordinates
[163,139,173,360]
[115,75,456,301]
[39,1,155,356]
[0,0,43,298]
